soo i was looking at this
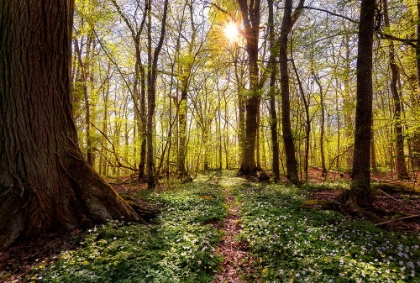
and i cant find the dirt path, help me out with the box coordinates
[213,189,256,283]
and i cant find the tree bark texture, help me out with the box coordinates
[383,0,409,179]
[279,0,304,184]
[267,0,280,182]
[413,0,420,169]
[350,0,376,207]
[146,0,168,188]
[237,0,261,174]
[0,0,141,249]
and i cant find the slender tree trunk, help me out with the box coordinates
[279,0,305,184]
[382,0,409,179]
[235,57,246,168]
[268,0,280,182]
[0,0,143,249]
[110,0,148,180]
[146,0,169,188]
[349,0,376,208]
[291,58,310,180]
[177,87,190,179]
[412,0,420,169]
[344,31,354,171]
[74,35,95,167]
[313,72,327,174]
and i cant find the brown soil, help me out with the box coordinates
[213,191,257,283]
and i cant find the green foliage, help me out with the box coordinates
[33,181,226,282]
[235,183,420,283]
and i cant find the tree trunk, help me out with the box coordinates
[0,0,143,249]
[268,0,280,182]
[313,72,327,175]
[237,0,261,175]
[279,0,305,184]
[382,0,409,179]
[349,0,376,208]
[412,0,420,169]
[146,0,169,188]
[73,35,95,167]
[291,58,310,181]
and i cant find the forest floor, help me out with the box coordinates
[0,167,420,283]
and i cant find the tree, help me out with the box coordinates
[382,0,409,179]
[237,0,261,174]
[110,0,148,181]
[0,0,146,249]
[146,0,169,188]
[348,0,376,208]
[267,0,280,182]
[279,0,305,184]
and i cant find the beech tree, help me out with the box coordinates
[347,0,376,208]
[0,0,147,249]
[237,0,261,174]
[279,0,304,183]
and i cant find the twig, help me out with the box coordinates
[377,189,403,204]
[375,215,420,227]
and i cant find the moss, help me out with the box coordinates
[373,182,419,194]
[299,199,340,211]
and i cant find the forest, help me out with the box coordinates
[67,0,420,184]
[0,0,420,282]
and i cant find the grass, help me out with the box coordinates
[28,172,420,282]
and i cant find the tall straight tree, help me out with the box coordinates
[267,0,280,182]
[237,0,261,174]
[348,0,376,207]
[146,0,169,188]
[383,0,409,180]
[0,0,144,249]
[414,0,420,169]
[279,0,304,184]
[110,0,148,181]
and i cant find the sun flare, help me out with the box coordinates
[224,22,239,41]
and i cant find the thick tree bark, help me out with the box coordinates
[349,0,376,208]
[0,0,142,249]
[279,0,304,184]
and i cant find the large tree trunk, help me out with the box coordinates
[0,0,143,250]
[349,0,376,208]
[237,0,261,175]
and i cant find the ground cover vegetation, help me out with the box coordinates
[5,172,417,283]
[235,181,420,282]
[24,177,226,282]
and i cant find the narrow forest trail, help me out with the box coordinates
[213,186,257,283]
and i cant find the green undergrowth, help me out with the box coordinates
[233,182,420,283]
[32,181,226,283]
